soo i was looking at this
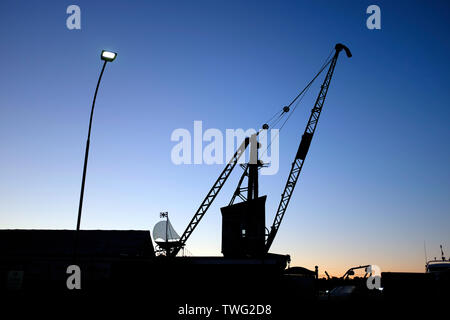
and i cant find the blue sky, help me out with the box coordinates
[0,0,449,275]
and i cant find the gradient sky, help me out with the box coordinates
[1,0,449,276]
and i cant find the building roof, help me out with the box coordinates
[0,229,155,258]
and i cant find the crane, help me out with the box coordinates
[264,43,351,252]
[169,43,351,257]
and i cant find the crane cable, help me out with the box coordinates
[259,49,334,159]
[262,49,333,129]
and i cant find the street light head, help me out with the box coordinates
[101,50,117,62]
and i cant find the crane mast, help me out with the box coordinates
[265,43,351,253]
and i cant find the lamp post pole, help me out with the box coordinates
[76,61,107,231]
[76,51,116,231]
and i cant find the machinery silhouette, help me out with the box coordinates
[157,44,352,258]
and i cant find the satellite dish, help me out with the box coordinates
[152,218,182,252]
[152,219,180,242]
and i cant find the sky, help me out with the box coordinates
[0,0,449,276]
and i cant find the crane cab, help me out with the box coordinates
[221,196,266,258]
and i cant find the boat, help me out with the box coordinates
[426,245,450,280]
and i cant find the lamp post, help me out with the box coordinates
[76,50,117,231]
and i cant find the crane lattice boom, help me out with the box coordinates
[171,135,256,256]
[265,43,351,252]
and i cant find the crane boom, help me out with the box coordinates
[265,43,351,253]
[171,135,254,256]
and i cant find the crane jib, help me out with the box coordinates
[171,135,254,256]
[265,43,351,253]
